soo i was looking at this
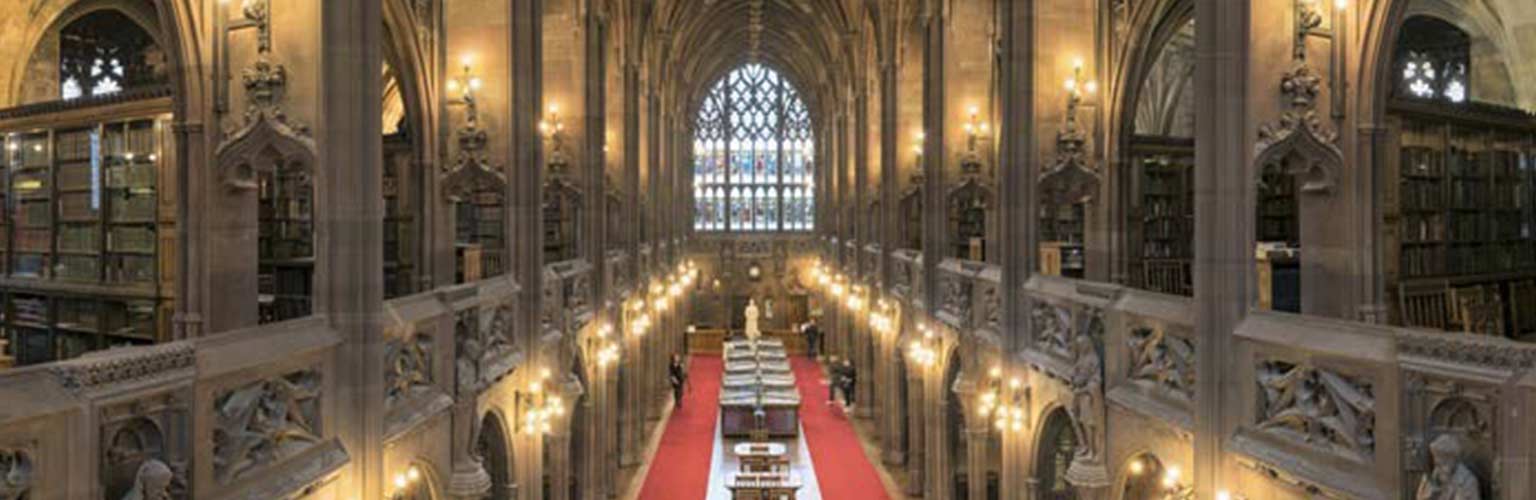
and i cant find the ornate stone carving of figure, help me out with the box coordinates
[1416,434,1481,500]
[1068,334,1103,459]
[121,459,173,500]
[744,298,761,340]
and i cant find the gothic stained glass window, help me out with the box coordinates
[693,64,815,232]
[1394,16,1471,104]
[58,10,168,101]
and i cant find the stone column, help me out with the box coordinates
[447,398,492,499]
[967,425,992,500]
[906,359,927,496]
[921,6,947,316]
[998,0,1037,497]
[319,0,385,496]
[1192,0,1251,498]
[547,430,572,500]
[510,0,547,497]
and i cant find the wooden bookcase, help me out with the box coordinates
[0,106,172,365]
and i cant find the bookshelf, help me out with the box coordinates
[1387,102,1536,337]
[257,156,314,324]
[0,114,170,365]
[456,189,505,283]
[382,136,415,298]
[1129,146,1195,296]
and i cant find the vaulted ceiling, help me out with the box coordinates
[648,0,868,121]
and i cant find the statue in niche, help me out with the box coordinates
[1416,434,1481,500]
[744,298,761,341]
[121,459,173,500]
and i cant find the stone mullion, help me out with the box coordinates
[997,0,1036,498]
[1192,0,1252,498]
[319,0,385,496]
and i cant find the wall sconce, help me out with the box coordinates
[977,367,1026,432]
[591,323,619,367]
[906,324,938,368]
[447,54,483,102]
[748,262,762,280]
[630,312,651,337]
[1064,59,1098,108]
[844,286,865,312]
[388,465,424,499]
[539,103,570,174]
[961,106,990,154]
[1154,465,1193,500]
[519,369,565,435]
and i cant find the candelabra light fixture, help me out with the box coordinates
[388,465,424,499]
[961,106,990,154]
[869,300,895,335]
[539,103,570,173]
[519,368,565,435]
[591,323,619,367]
[906,323,938,368]
[977,365,1026,432]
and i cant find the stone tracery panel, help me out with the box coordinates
[1125,326,1195,401]
[211,368,323,483]
[1255,360,1375,460]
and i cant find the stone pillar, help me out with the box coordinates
[319,0,385,496]
[547,431,572,500]
[906,361,927,496]
[1192,0,1251,498]
[446,399,492,499]
[510,0,547,497]
[921,6,947,316]
[998,0,1038,497]
[967,426,991,500]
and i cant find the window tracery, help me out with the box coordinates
[58,10,166,101]
[693,64,814,232]
[1395,16,1471,104]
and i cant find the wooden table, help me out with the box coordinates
[734,442,790,473]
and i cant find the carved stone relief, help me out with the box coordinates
[212,369,323,483]
[386,331,434,406]
[0,448,32,500]
[1416,434,1483,500]
[1404,373,1496,498]
[939,273,971,326]
[1032,302,1073,357]
[1126,326,1195,401]
[101,391,189,500]
[1255,360,1375,459]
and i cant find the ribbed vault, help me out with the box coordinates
[651,0,860,121]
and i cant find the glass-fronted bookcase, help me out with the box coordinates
[0,108,173,365]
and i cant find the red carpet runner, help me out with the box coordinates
[636,355,722,500]
[791,356,892,500]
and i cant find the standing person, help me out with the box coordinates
[803,319,822,358]
[668,354,687,409]
[840,358,857,408]
[825,355,841,403]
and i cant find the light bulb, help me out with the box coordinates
[407,466,421,482]
[1129,459,1144,475]
[1216,491,1232,500]
[394,474,408,489]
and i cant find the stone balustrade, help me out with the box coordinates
[0,274,528,498]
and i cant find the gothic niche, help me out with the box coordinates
[947,178,994,262]
[101,394,188,500]
[1255,360,1375,459]
[212,369,323,483]
[215,0,318,325]
[1125,326,1196,401]
[542,176,584,264]
[0,448,32,500]
[1406,375,1495,499]
[386,331,434,406]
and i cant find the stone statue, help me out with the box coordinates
[1416,434,1481,500]
[1064,334,1110,487]
[121,459,173,500]
[744,299,761,341]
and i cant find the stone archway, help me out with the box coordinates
[477,412,514,500]
[1035,407,1080,500]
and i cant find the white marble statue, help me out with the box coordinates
[744,298,761,341]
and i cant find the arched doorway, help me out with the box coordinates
[1036,408,1079,500]
[477,413,514,500]
[942,352,969,499]
[1118,453,1166,500]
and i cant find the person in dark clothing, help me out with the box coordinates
[838,359,857,406]
[668,354,687,408]
[803,319,823,358]
[826,356,841,403]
